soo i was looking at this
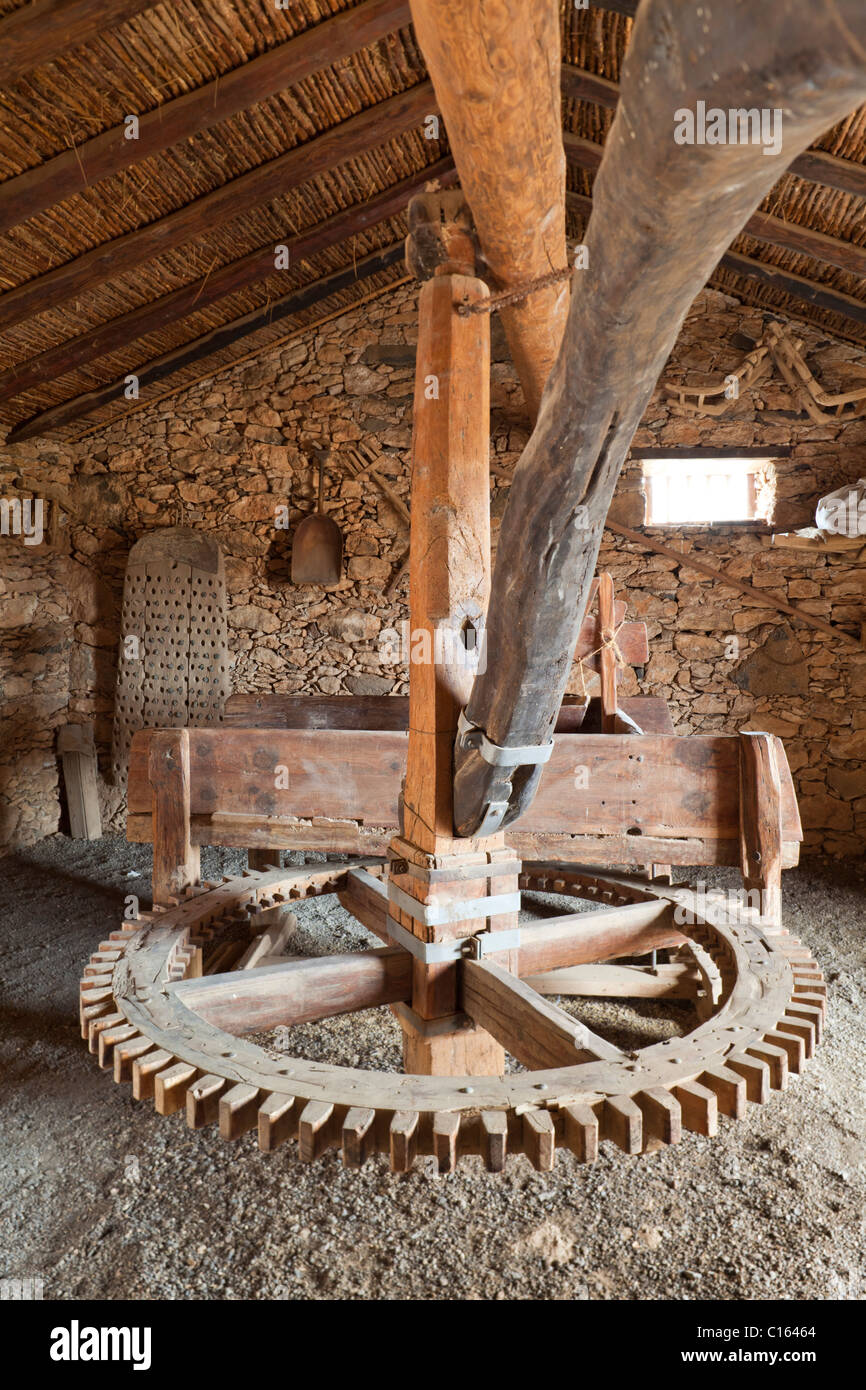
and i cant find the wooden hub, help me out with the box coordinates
[80,861,825,1172]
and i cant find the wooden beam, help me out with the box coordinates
[409,0,568,419]
[562,65,866,201]
[0,0,153,86]
[606,520,864,650]
[149,728,199,907]
[516,902,684,976]
[124,726,803,843]
[461,957,625,1068]
[0,82,432,334]
[567,136,866,286]
[454,0,866,836]
[0,0,412,234]
[561,65,620,110]
[0,162,457,404]
[719,249,866,327]
[6,243,405,441]
[523,962,698,999]
[172,946,412,1035]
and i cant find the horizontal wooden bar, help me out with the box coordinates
[128,727,801,842]
[172,946,412,1035]
[516,902,685,976]
[0,0,151,86]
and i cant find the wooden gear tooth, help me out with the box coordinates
[187,1075,227,1129]
[636,1087,682,1146]
[603,1096,643,1154]
[341,1106,376,1167]
[154,1062,198,1115]
[522,1109,556,1170]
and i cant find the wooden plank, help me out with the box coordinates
[57,723,101,839]
[127,727,801,842]
[0,0,152,86]
[222,691,602,732]
[739,731,783,920]
[172,946,412,1035]
[0,83,432,336]
[0,0,412,235]
[148,728,199,907]
[462,957,624,1069]
[0,163,455,404]
[8,244,405,442]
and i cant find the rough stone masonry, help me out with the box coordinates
[0,279,864,855]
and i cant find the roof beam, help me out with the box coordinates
[718,249,866,329]
[5,242,406,442]
[0,80,432,334]
[0,0,155,87]
[0,159,457,402]
[0,0,412,235]
[566,142,866,289]
[563,63,866,200]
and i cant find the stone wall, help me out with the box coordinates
[1,279,864,854]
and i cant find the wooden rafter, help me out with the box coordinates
[0,0,155,87]
[6,243,406,442]
[0,81,433,334]
[0,0,413,236]
[0,160,457,404]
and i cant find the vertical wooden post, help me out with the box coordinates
[738,731,783,926]
[598,572,618,734]
[149,728,200,906]
[389,262,518,1076]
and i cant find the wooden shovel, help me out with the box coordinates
[291,453,343,585]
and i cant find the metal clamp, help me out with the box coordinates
[456,710,554,768]
[388,881,521,928]
[385,915,521,964]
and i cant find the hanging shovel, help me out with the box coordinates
[291,452,343,585]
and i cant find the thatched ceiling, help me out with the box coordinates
[0,0,864,444]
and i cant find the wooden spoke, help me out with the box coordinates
[516,900,684,976]
[171,945,412,1034]
[461,957,624,1070]
[523,961,699,999]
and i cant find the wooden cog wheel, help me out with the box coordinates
[80,861,826,1173]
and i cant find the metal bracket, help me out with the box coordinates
[385,915,521,964]
[456,709,554,768]
[388,880,521,928]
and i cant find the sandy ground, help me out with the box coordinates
[1,833,864,1302]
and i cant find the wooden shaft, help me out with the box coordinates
[408,0,568,419]
[402,272,492,851]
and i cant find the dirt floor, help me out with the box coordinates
[1,833,864,1302]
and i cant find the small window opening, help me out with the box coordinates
[642,456,776,526]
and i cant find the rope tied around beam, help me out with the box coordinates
[456,265,573,316]
[574,618,628,699]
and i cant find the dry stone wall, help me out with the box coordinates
[1,280,864,855]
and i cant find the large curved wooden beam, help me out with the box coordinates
[408,0,568,420]
[454,0,866,837]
